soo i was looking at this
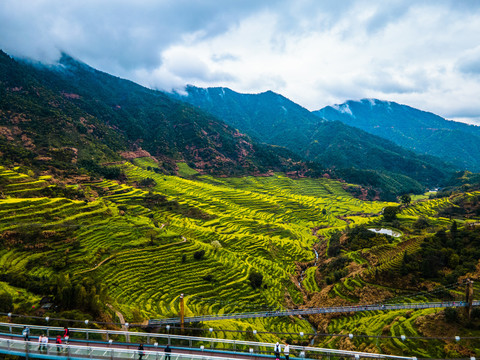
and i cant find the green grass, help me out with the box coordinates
[303,267,320,292]
[177,162,200,177]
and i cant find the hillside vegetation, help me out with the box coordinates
[0,50,316,178]
[2,160,480,357]
[0,160,385,332]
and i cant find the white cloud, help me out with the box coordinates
[1,0,480,122]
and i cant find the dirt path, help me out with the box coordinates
[106,304,130,342]
[75,255,116,275]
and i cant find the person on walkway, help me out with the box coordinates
[56,335,62,353]
[164,344,172,360]
[38,334,44,352]
[42,333,49,352]
[63,327,70,344]
[274,341,281,360]
[284,341,290,360]
[22,326,30,341]
[138,343,144,360]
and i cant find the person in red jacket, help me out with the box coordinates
[63,327,70,344]
[56,335,62,353]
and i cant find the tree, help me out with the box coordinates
[0,291,13,312]
[450,220,458,235]
[75,284,88,309]
[383,206,398,221]
[193,250,205,260]
[400,250,414,275]
[400,194,411,205]
[138,177,157,188]
[146,229,157,246]
[414,216,430,229]
[249,271,263,289]
[327,230,341,257]
[444,307,458,323]
[211,240,222,252]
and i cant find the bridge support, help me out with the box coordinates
[180,293,185,332]
[465,279,474,319]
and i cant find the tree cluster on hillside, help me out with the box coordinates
[0,226,77,251]
[400,222,480,284]
[54,275,107,315]
[0,271,107,316]
[334,168,425,201]
[344,225,392,251]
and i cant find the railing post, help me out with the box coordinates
[25,340,29,360]
[466,279,474,319]
[179,293,185,332]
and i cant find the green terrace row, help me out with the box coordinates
[96,239,285,317]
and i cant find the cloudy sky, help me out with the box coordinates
[1,0,480,124]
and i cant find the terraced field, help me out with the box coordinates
[0,162,389,328]
[363,237,423,276]
[99,161,389,320]
[2,161,479,355]
[398,197,453,220]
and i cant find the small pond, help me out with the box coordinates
[367,228,401,237]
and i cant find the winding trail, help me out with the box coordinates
[75,254,116,275]
[106,304,130,342]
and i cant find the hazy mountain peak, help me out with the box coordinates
[314,99,480,171]
[331,102,355,117]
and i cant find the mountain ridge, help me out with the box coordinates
[0,50,320,178]
[314,98,480,171]
[177,85,457,199]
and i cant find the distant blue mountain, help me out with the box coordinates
[314,99,480,171]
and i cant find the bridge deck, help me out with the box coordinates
[0,324,416,360]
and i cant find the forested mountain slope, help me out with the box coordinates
[0,51,316,177]
[315,99,480,171]
[178,86,457,198]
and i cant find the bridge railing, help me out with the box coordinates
[149,301,470,324]
[0,322,416,359]
[0,337,233,360]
